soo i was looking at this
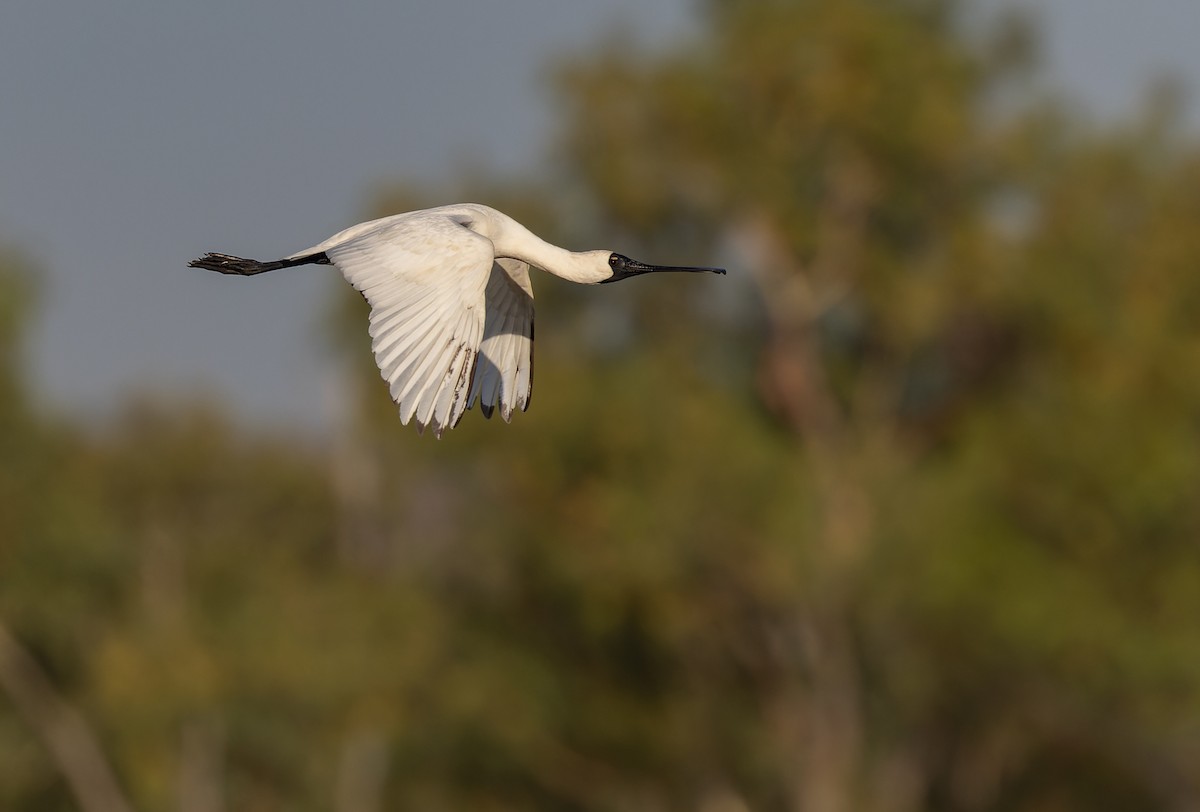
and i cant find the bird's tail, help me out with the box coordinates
[188,251,331,276]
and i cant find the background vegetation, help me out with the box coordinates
[4,0,1200,809]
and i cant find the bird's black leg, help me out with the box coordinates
[188,251,331,276]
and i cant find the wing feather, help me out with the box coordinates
[400,317,469,424]
[373,296,446,374]
[424,315,478,435]
[471,258,534,423]
[369,284,441,337]
[411,313,470,428]
[324,213,492,436]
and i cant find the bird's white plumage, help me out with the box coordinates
[193,202,725,437]
[471,258,534,421]
[296,205,536,437]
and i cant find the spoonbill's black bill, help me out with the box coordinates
[189,203,726,437]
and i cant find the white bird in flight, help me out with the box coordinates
[189,203,725,437]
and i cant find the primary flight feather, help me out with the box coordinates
[189,203,725,437]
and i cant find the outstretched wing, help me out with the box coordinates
[321,214,493,437]
[469,258,535,422]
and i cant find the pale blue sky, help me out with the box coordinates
[2,0,1197,432]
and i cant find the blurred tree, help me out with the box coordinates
[0,257,137,812]
[551,1,1034,809]
[547,1,1200,810]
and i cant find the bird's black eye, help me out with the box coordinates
[609,254,619,266]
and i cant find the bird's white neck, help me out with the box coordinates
[485,212,611,284]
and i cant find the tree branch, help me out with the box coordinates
[0,620,135,812]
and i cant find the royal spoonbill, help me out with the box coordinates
[189,203,725,437]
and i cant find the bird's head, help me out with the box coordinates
[601,253,727,284]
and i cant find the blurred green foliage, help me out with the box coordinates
[4,0,1200,810]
